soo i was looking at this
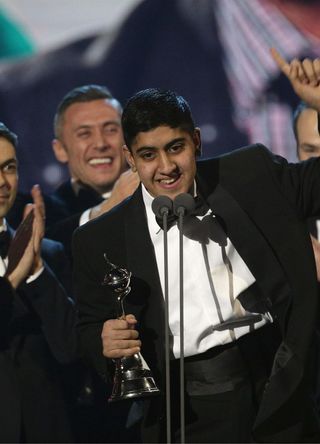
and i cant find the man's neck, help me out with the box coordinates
[71,178,114,198]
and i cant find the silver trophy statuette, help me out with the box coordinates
[102,255,160,402]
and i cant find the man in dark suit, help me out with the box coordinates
[5,86,140,442]
[0,122,77,442]
[293,101,320,241]
[47,84,139,259]
[8,84,139,259]
[47,84,141,443]
[2,84,140,442]
[73,52,320,442]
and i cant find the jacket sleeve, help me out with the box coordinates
[19,264,78,364]
[0,277,15,349]
[45,213,82,263]
[257,144,320,220]
[72,225,116,382]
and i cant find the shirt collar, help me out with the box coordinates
[0,219,8,233]
[141,184,161,236]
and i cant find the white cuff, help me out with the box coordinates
[79,209,91,226]
[26,266,44,283]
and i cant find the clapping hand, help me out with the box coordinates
[7,184,45,288]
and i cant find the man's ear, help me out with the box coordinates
[194,128,202,157]
[52,139,69,164]
[123,145,137,172]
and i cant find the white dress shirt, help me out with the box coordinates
[142,185,272,358]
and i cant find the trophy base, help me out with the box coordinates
[108,368,160,402]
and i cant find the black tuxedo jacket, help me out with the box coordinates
[46,180,103,259]
[73,144,320,442]
[51,180,103,216]
[0,236,77,443]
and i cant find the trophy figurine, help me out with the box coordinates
[102,255,160,402]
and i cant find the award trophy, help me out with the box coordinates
[102,255,160,402]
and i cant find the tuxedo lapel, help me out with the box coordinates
[204,184,316,439]
[124,187,160,290]
[124,187,165,380]
[206,184,291,318]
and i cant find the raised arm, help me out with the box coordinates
[271,48,320,112]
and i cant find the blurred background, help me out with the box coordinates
[0,0,319,193]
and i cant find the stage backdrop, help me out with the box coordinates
[0,0,318,193]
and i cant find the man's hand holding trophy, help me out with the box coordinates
[101,255,160,402]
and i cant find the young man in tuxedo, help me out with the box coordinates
[0,122,77,442]
[73,52,320,442]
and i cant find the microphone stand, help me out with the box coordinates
[173,193,195,444]
[177,209,185,444]
[163,210,171,444]
[151,196,173,443]
[153,194,195,444]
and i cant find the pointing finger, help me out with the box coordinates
[270,47,290,76]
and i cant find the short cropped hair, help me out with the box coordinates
[292,101,309,140]
[0,122,18,148]
[53,84,122,139]
[121,88,196,150]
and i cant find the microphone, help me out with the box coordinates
[151,195,173,219]
[173,193,195,217]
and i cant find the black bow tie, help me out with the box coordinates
[0,230,11,259]
[156,195,209,230]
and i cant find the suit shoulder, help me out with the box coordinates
[40,237,70,276]
[198,143,272,165]
[220,143,274,161]
[51,180,72,199]
[73,194,130,240]
[41,237,64,253]
[197,143,276,173]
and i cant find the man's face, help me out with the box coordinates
[125,126,201,199]
[296,108,320,161]
[0,138,18,223]
[53,99,127,194]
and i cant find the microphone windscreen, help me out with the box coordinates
[151,195,173,218]
[173,193,195,216]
